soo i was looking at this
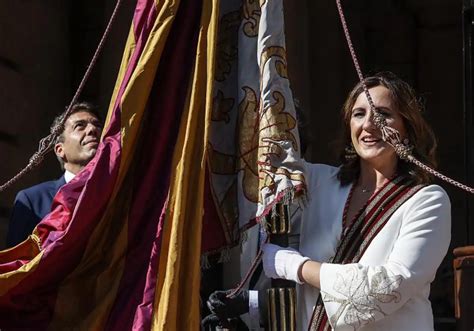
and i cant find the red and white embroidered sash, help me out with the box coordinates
[308,175,425,331]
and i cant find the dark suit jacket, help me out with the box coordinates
[6,176,66,248]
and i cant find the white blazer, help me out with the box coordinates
[297,163,451,331]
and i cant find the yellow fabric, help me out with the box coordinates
[0,242,43,296]
[48,1,182,329]
[103,28,136,133]
[152,0,218,329]
[116,0,181,182]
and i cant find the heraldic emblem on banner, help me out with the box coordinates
[203,0,307,255]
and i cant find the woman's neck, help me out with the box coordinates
[357,160,398,190]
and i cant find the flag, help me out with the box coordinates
[204,0,306,254]
[0,0,218,329]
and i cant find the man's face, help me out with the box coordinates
[54,111,102,174]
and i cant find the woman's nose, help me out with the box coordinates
[362,111,376,130]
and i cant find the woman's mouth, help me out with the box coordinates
[361,136,382,145]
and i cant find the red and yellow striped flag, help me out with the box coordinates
[0,0,218,329]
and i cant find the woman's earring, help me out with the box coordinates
[403,138,414,151]
[344,144,358,161]
[398,137,415,158]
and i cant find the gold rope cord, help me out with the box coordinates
[335,0,474,194]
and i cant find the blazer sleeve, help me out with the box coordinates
[6,190,41,248]
[319,185,451,330]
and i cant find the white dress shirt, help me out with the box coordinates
[64,170,75,183]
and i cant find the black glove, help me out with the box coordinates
[206,289,249,320]
[201,313,226,329]
[201,313,248,330]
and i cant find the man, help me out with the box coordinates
[6,102,102,247]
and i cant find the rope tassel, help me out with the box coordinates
[335,0,474,194]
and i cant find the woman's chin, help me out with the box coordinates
[358,151,397,166]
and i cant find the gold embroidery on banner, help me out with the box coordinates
[260,46,288,79]
[212,90,235,123]
[215,1,262,82]
[208,1,304,249]
[260,167,305,195]
[215,10,241,82]
[257,91,304,199]
[260,91,298,153]
[237,88,304,203]
[242,0,261,37]
[208,143,236,175]
[323,266,402,330]
[237,86,260,202]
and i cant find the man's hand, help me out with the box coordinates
[206,289,249,319]
[201,313,248,330]
[201,313,222,329]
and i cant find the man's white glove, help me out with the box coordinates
[262,243,310,284]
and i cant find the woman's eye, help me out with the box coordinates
[353,112,364,118]
[375,108,391,118]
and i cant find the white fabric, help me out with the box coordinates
[254,0,305,220]
[262,243,310,284]
[297,163,451,331]
[64,170,75,183]
[208,0,305,238]
[248,290,260,330]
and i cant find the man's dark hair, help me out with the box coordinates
[51,102,101,169]
[51,102,101,143]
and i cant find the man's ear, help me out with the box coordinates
[54,143,65,160]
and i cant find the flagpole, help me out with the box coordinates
[266,204,296,331]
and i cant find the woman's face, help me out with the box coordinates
[350,85,407,168]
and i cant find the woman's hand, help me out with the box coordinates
[262,243,310,284]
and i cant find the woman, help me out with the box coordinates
[263,72,451,330]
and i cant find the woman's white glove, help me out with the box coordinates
[262,243,310,284]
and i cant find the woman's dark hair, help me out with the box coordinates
[337,72,437,185]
